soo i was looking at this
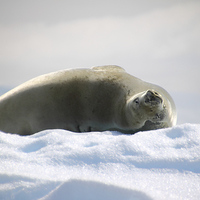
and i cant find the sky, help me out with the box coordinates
[0,0,200,124]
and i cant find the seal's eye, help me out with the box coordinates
[134,98,139,104]
[133,98,140,108]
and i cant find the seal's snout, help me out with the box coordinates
[144,90,163,106]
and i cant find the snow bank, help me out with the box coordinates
[0,123,200,200]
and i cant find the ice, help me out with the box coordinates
[0,124,200,200]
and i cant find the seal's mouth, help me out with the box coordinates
[152,112,165,121]
[144,90,163,106]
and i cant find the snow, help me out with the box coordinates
[0,124,200,200]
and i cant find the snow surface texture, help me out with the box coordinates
[0,124,200,200]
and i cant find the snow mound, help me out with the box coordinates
[0,123,200,200]
[40,179,152,200]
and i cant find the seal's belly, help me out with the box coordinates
[45,79,126,132]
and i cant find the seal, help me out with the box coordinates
[0,65,177,135]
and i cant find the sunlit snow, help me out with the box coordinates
[0,123,200,200]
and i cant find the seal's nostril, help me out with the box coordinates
[146,90,155,101]
[145,90,163,105]
[147,90,154,96]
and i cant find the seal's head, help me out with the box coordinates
[126,89,177,131]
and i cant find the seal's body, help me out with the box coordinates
[0,65,177,135]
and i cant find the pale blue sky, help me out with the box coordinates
[0,0,199,124]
